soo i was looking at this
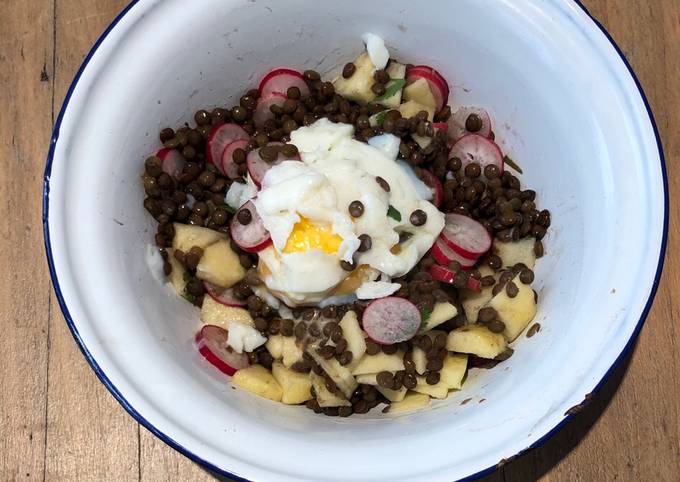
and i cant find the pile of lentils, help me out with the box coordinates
[140,61,550,417]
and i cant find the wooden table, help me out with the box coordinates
[1,1,678,480]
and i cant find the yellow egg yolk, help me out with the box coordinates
[283,217,343,254]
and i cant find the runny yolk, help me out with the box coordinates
[283,217,343,254]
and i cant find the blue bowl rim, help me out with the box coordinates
[41,1,669,481]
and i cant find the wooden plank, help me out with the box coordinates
[140,429,216,481]
[0,1,54,480]
[43,1,139,480]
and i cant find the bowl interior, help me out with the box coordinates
[46,0,665,480]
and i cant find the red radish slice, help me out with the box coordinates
[156,148,186,178]
[406,65,450,111]
[259,68,310,98]
[431,238,477,269]
[362,297,421,344]
[221,139,249,179]
[247,142,301,187]
[195,325,250,376]
[449,134,504,174]
[207,123,249,167]
[441,213,492,259]
[430,264,481,291]
[253,93,287,127]
[203,282,246,307]
[419,169,443,208]
[230,200,272,253]
[432,122,448,131]
[448,107,492,142]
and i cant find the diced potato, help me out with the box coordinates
[377,386,408,402]
[281,336,305,368]
[488,274,537,342]
[461,266,497,323]
[375,61,406,108]
[420,302,458,332]
[403,77,437,109]
[412,347,427,375]
[308,348,357,398]
[447,324,507,359]
[333,52,376,104]
[167,249,187,295]
[440,354,468,390]
[411,133,432,150]
[195,239,245,289]
[388,392,430,413]
[265,334,284,360]
[272,362,312,405]
[232,365,282,402]
[339,311,366,365]
[351,351,405,375]
[355,373,378,385]
[201,296,254,329]
[398,100,435,122]
[172,223,225,253]
[310,372,350,407]
[413,377,449,399]
[493,237,537,269]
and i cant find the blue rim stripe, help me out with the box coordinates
[42,1,668,481]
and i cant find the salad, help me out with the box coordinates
[141,34,549,416]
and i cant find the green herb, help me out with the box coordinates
[387,205,402,222]
[182,291,196,303]
[374,78,406,101]
[420,306,432,322]
[503,155,523,174]
[219,203,236,214]
[374,110,388,126]
[183,271,192,282]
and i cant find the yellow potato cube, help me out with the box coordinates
[351,351,405,375]
[172,223,225,253]
[493,237,537,269]
[272,362,312,405]
[339,311,366,366]
[420,302,458,332]
[413,377,449,399]
[355,373,379,385]
[488,274,537,342]
[167,249,187,296]
[195,239,245,289]
[281,336,305,368]
[265,334,284,360]
[447,324,507,359]
[403,77,437,109]
[398,100,435,121]
[310,373,350,407]
[440,354,468,390]
[201,296,254,329]
[388,392,430,413]
[333,52,376,104]
[308,348,357,398]
[412,347,427,375]
[232,365,282,402]
[377,386,408,402]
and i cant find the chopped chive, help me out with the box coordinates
[374,78,406,102]
[503,155,523,174]
[387,205,402,222]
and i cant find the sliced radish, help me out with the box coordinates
[431,238,477,269]
[430,264,481,291]
[253,92,287,127]
[362,297,421,344]
[207,123,249,167]
[247,142,301,187]
[441,213,492,259]
[448,107,492,142]
[221,139,249,179]
[156,148,186,178]
[406,65,450,111]
[203,282,246,307]
[258,68,310,98]
[195,325,250,376]
[449,134,504,174]
[432,122,448,131]
[230,200,272,253]
[419,169,443,208]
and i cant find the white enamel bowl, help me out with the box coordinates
[43,0,667,480]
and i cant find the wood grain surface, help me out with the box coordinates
[1,1,678,480]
